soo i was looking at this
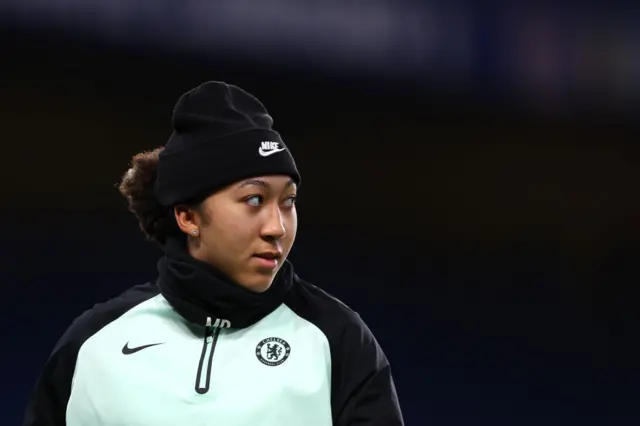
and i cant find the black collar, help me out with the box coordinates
[156,237,293,329]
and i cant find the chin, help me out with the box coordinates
[239,275,274,293]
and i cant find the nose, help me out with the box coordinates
[260,205,286,241]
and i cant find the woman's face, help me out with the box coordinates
[176,175,298,292]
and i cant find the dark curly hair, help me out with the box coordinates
[118,148,180,245]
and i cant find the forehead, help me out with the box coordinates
[235,175,296,190]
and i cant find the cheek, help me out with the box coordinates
[205,209,256,250]
[284,211,298,244]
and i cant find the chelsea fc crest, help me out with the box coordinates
[256,337,291,366]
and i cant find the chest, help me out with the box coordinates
[67,307,332,426]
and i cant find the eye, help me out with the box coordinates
[283,195,297,207]
[245,195,263,207]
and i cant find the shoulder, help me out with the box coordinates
[22,283,160,425]
[286,275,361,327]
[286,275,399,422]
[53,282,159,356]
[285,275,385,362]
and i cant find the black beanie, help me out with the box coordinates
[154,81,300,207]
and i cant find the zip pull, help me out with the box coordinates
[196,316,220,394]
[205,317,213,341]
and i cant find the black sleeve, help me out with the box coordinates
[332,315,404,426]
[22,338,76,425]
[21,311,88,426]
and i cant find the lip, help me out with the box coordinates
[252,256,279,270]
[254,250,283,259]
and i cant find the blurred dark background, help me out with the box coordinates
[2,2,639,425]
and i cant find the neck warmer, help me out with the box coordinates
[156,237,293,329]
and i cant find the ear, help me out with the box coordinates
[174,205,200,236]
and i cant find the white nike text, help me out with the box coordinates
[259,141,286,157]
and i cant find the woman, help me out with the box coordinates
[23,81,404,426]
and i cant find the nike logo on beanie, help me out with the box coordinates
[259,141,286,157]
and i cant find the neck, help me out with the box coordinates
[184,237,271,293]
[156,236,293,329]
[186,238,208,264]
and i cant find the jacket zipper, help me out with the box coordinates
[195,317,221,394]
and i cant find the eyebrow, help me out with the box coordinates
[238,178,296,190]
